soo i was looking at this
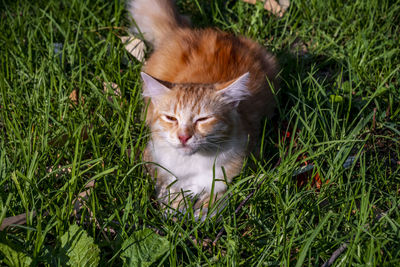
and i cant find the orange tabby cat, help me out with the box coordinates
[128,0,279,219]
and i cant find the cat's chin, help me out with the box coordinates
[176,145,197,156]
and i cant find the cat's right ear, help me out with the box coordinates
[140,72,170,101]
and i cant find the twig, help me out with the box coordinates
[320,206,399,267]
[1,181,97,232]
[372,107,377,131]
[321,243,348,267]
[0,212,36,231]
[385,104,390,119]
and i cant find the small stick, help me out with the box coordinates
[372,107,377,131]
[320,243,348,267]
[386,104,390,119]
[0,212,36,231]
[320,206,399,267]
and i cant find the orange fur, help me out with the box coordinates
[143,28,278,136]
[130,0,279,219]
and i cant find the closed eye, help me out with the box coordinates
[195,116,211,123]
[163,115,177,122]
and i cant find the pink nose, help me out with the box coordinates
[178,134,191,145]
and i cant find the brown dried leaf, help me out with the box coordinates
[279,0,290,12]
[103,82,121,102]
[46,165,72,178]
[120,36,146,61]
[85,180,95,189]
[0,181,98,231]
[69,89,84,106]
[241,0,290,17]
[73,181,95,216]
[69,90,78,105]
[0,212,35,230]
[264,0,284,17]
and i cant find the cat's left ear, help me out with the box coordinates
[216,72,250,107]
[140,72,171,101]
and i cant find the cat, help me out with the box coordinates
[128,0,279,219]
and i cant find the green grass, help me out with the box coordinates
[1,0,400,265]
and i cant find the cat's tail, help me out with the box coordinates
[127,0,190,48]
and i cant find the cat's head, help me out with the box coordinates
[141,72,250,155]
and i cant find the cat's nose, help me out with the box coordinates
[178,134,192,145]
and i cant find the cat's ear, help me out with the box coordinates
[141,72,170,100]
[217,72,250,107]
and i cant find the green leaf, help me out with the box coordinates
[295,212,333,267]
[120,229,170,267]
[0,242,32,267]
[59,224,100,267]
[341,81,352,93]
[329,94,344,103]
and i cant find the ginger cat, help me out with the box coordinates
[128,0,279,219]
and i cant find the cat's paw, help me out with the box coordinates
[159,191,194,219]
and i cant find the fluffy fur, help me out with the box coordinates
[128,0,279,219]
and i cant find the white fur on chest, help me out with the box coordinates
[149,140,232,196]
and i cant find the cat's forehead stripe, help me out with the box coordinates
[173,85,212,112]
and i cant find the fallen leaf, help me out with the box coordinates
[46,165,72,179]
[85,180,95,189]
[242,0,290,17]
[0,212,35,231]
[119,36,146,61]
[69,90,78,105]
[103,81,121,102]
[73,180,95,216]
[103,82,120,96]
[264,0,284,17]
[278,0,290,12]
[69,89,84,106]
[294,161,327,189]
